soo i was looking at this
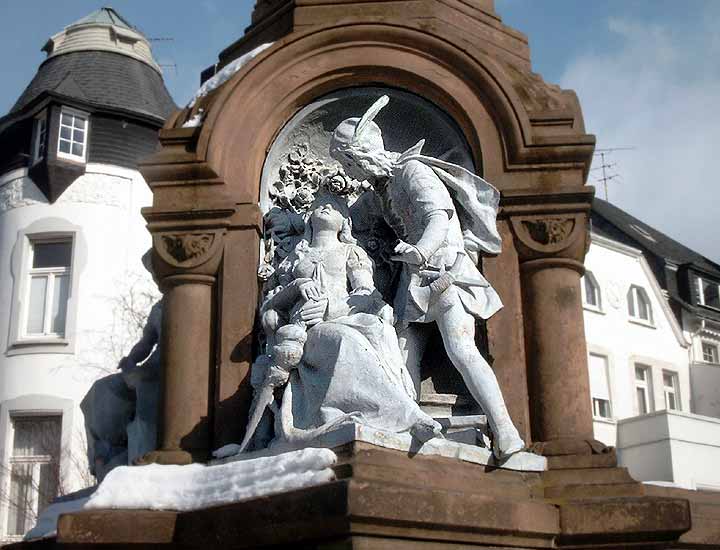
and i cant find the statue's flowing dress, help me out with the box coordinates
[276,242,436,441]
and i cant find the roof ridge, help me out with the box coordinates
[592,197,720,273]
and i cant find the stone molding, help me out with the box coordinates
[502,188,593,265]
[141,23,594,205]
[151,228,225,282]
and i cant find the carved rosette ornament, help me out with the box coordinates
[522,218,575,246]
[509,212,589,270]
[153,229,225,273]
[162,233,215,263]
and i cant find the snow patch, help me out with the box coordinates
[25,496,90,541]
[84,447,336,512]
[188,43,274,107]
[181,109,205,128]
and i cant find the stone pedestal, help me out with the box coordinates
[11,442,717,550]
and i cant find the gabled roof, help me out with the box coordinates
[68,7,135,31]
[592,198,720,277]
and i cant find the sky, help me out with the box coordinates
[0,0,718,262]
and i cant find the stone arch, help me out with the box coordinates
[187,22,553,201]
[140,17,597,460]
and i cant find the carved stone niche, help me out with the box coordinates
[260,86,485,417]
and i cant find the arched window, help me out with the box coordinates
[627,285,653,324]
[582,271,602,310]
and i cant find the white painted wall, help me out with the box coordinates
[617,410,720,490]
[583,234,691,448]
[690,362,720,418]
[0,164,155,535]
[583,233,720,491]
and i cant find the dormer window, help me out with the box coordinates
[698,277,720,310]
[57,107,88,162]
[627,285,653,324]
[32,113,48,164]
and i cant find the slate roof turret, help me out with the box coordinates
[4,6,176,124]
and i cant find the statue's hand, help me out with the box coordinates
[391,241,424,265]
[299,298,328,326]
[298,280,323,301]
[265,365,290,387]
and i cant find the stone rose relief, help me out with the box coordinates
[224,93,525,462]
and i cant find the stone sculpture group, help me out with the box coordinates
[246,96,524,459]
[80,96,524,480]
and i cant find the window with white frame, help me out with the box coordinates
[57,108,88,162]
[588,354,612,419]
[31,114,47,164]
[4,415,61,538]
[698,277,720,310]
[22,238,73,339]
[627,285,653,324]
[582,271,602,311]
[702,342,719,364]
[663,371,680,411]
[635,364,654,415]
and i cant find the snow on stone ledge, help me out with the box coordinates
[188,42,274,108]
[25,496,90,541]
[25,448,336,540]
[84,447,336,512]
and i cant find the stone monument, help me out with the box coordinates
[14,1,720,548]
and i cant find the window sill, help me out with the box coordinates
[7,337,72,356]
[583,304,605,315]
[629,317,656,329]
[56,153,87,165]
[592,416,617,425]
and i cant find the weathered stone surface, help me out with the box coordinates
[215,422,547,471]
[10,443,710,549]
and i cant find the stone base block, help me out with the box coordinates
[8,442,714,549]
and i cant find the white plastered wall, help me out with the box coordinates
[0,164,154,526]
[582,235,691,447]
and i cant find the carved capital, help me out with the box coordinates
[151,229,225,282]
[510,213,588,264]
[160,233,215,265]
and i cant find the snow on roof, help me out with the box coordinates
[188,43,274,108]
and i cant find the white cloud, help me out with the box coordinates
[561,8,720,263]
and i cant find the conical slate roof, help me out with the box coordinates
[68,7,135,31]
[10,51,176,121]
[7,7,176,122]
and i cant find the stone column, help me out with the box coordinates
[520,256,592,443]
[507,192,607,457]
[158,274,216,462]
[140,227,227,465]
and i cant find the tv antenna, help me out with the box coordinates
[593,147,635,200]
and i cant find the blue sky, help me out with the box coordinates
[1,1,718,261]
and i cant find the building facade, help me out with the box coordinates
[0,8,174,542]
[583,198,720,491]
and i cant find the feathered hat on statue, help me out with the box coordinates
[329,95,389,155]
